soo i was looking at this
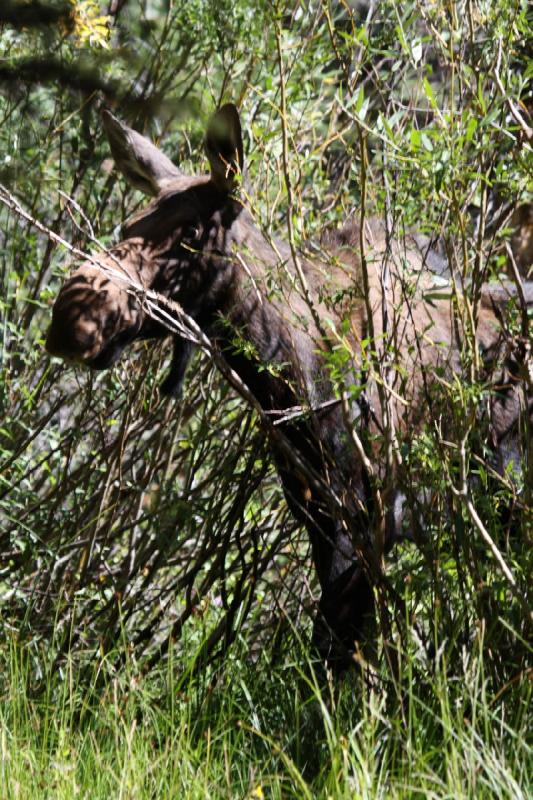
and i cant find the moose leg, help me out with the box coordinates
[160,336,194,398]
[275,456,375,670]
[310,522,375,671]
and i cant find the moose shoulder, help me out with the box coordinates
[46,104,532,670]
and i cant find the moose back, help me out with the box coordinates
[46,105,531,669]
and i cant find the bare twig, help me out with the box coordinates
[494,39,532,143]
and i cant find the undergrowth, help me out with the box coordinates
[0,621,530,799]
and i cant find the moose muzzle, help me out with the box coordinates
[46,265,143,369]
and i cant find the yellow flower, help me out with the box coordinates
[69,0,110,49]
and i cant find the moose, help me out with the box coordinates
[46,104,531,669]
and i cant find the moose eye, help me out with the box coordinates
[182,224,201,241]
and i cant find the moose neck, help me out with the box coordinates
[211,233,325,414]
[121,191,328,414]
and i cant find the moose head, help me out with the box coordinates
[46,104,532,670]
[46,105,250,387]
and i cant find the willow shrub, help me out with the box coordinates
[0,0,530,695]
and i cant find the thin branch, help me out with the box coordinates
[451,435,531,623]
[494,40,532,143]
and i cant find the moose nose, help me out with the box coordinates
[45,325,72,359]
[45,324,80,360]
[45,311,98,361]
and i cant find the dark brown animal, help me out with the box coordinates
[46,105,532,668]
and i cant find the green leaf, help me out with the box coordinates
[355,85,365,114]
[421,132,433,151]
[423,78,437,110]
[465,117,478,142]
[410,128,421,149]
[411,39,422,64]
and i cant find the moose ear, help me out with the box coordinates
[205,103,244,192]
[101,109,181,196]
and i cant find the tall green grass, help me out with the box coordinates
[1,625,530,799]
